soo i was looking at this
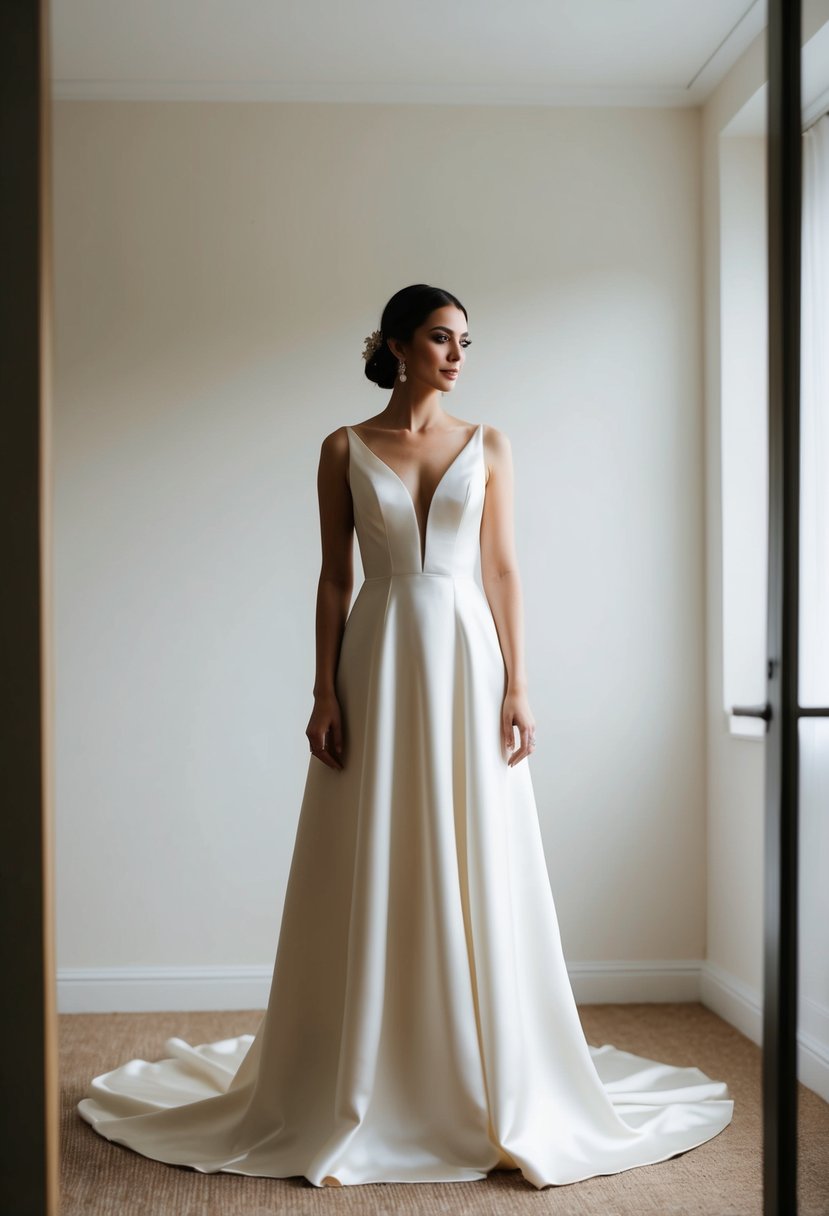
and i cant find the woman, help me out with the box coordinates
[307,285,534,776]
[78,284,734,1189]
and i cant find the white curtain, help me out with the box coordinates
[798,113,829,1050]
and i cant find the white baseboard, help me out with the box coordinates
[57,964,274,1013]
[699,958,763,1042]
[58,957,704,1014]
[566,957,704,1003]
[701,958,829,1103]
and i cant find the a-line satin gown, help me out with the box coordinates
[77,421,734,1188]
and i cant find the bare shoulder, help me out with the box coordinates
[481,423,511,454]
[319,425,351,458]
[315,426,352,490]
[317,426,352,476]
[481,424,512,482]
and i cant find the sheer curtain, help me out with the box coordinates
[798,111,829,1085]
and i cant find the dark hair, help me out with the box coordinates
[364,284,468,390]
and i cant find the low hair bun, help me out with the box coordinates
[364,334,398,390]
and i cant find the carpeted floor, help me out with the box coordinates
[60,1002,829,1215]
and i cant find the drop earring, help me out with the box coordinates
[398,360,407,383]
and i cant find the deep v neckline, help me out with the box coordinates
[348,424,482,571]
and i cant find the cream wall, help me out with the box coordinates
[52,100,708,1004]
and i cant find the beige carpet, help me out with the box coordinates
[60,1003,828,1215]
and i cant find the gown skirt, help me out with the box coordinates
[77,423,734,1188]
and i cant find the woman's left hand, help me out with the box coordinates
[502,689,536,766]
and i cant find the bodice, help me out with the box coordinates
[346,424,485,579]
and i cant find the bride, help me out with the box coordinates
[78,283,734,1189]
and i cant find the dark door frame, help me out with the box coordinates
[0,1,60,1214]
[764,0,810,1211]
[735,1,818,1213]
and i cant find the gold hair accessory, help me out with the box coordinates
[362,329,384,361]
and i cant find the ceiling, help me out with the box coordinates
[51,0,766,106]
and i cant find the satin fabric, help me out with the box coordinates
[77,422,734,1188]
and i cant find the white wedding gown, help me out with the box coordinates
[77,422,734,1188]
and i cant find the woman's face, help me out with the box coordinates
[392,305,470,392]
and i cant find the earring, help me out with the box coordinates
[398,360,407,383]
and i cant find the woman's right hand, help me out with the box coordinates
[306,694,345,771]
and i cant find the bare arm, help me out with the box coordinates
[480,425,536,766]
[305,427,354,770]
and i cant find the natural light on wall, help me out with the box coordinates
[799,108,829,1094]
[800,112,829,715]
[719,105,829,739]
[719,126,768,739]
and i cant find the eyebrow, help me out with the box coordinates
[430,325,470,337]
